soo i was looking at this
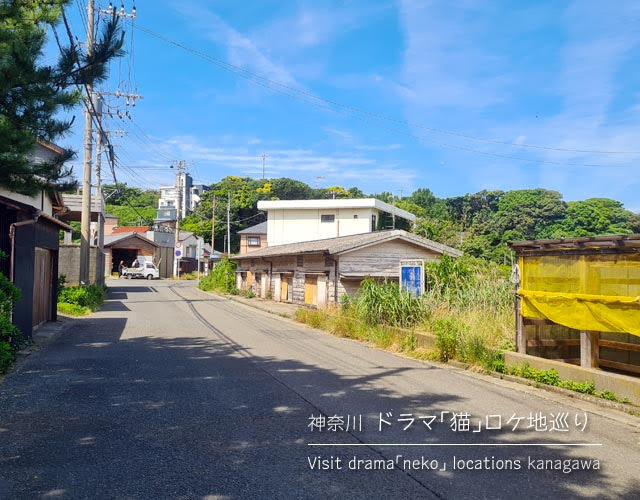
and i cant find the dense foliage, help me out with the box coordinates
[198,258,237,293]
[105,175,639,261]
[0,1,123,195]
[57,283,105,316]
[103,183,159,226]
[0,269,24,373]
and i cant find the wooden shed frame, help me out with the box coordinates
[510,234,640,376]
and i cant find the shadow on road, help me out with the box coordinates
[0,310,637,499]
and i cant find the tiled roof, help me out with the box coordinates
[231,229,462,260]
[237,221,267,234]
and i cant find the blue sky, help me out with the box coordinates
[53,1,640,210]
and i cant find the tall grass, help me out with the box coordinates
[295,256,515,369]
[351,277,429,328]
[423,255,514,365]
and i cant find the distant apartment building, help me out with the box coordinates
[256,198,416,246]
[155,173,209,224]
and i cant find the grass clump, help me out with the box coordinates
[57,302,91,316]
[499,363,632,402]
[199,258,238,294]
[58,283,105,314]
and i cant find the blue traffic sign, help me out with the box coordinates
[175,250,181,257]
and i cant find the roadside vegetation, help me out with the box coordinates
[198,258,238,294]
[169,272,198,280]
[297,256,512,366]
[0,265,26,374]
[57,277,106,316]
[295,257,637,408]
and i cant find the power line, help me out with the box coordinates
[135,24,640,157]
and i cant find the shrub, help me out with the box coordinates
[57,302,90,316]
[179,272,198,280]
[0,270,24,374]
[58,284,104,311]
[244,289,255,299]
[434,318,462,362]
[199,258,237,293]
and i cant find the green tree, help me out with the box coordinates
[269,178,314,199]
[493,189,566,241]
[546,198,636,237]
[0,1,123,195]
[410,188,437,211]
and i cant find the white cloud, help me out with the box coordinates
[174,3,298,86]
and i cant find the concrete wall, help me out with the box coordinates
[266,207,376,246]
[58,245,101,285]
[505,351,640,405]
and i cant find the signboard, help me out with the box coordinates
[399,259,425,297]
[175,241,182,249]
[175,250,182,258]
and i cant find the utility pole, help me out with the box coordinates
[391,194,396,229]
[94,94,104,286]
[211,194,216,253]
[79,0,95,285]
[226,192,231,255]
[173,161,185,277]
[261,154,267,179]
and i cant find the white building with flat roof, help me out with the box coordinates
[257,198,416,246]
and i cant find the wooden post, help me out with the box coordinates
[515,289,526,354]
[580,331,599,368]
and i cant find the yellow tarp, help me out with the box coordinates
[519,253,640,336]
[520,289,640,337]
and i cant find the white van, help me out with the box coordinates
[123,261,160,280]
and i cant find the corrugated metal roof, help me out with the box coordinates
[231,229,462,260]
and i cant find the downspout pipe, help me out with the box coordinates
[9,215,39,283]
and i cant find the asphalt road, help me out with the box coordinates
[1,280,639,499]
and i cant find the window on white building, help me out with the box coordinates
[320,214,335,223]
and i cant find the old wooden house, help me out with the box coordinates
[0,140,73,336]
[231,229,462,307]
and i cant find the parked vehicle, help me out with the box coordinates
[123,261,160,280]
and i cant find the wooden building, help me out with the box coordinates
[0,140,73,336]
[511,234,640,376]
[232,229,462,307]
